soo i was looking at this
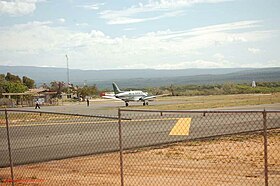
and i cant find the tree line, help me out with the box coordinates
[0,72,100,100]
[1,72,280,99]
[144,82,280,96]
[0,73,35,97]
[42,81,99,100]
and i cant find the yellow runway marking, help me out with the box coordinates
[0,117,179,128]
[169,118,192,136]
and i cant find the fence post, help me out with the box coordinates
[5,109,15,186]
[262,109,268,186]
[118,108,124,186]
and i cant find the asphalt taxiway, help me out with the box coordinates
[0,102,279,167]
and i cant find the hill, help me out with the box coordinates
[0,66,279,89]
[94,68,280,89]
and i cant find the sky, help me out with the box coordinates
[0,0,280,70]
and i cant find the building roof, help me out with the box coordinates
[2,88,57,96]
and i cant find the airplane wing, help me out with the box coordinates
[141,95,157,101]
[156,94,170,97]
[102,96,123,101]
[140,94,169,101]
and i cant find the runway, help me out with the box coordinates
[1,107,279,167]
[8,100,280,116]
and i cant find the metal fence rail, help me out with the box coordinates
[0,109,279,185]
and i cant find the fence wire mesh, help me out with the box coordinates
[267,112,280,186]
[119,110,280,186]
[0,110,121,185]
[0,109,279,185]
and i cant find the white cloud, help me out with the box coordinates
[0,21,64,53]
[0,20,275,69]
[76,22,89,27]
[124,28,136,31]
[265,60,280,67]
[103,10,184,25]
[77,3,104,10]
[236,59,280,68]
[213,53,225,60]
[58,18,66,23]
[248,47,261,54]
[190,20,261,35]
[100,0,230,24]
[0,0,44,16]
[144,20,261,40]
[124,60,228,69]
[145,0,230,9]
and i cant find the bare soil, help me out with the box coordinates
[1,130,279,186]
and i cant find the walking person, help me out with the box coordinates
[35,99,40,109]
[86,98,89,107]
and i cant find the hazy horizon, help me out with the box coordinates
[1,66,279,89]
[1,65,279,71]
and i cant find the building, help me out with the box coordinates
[1,88,57,107]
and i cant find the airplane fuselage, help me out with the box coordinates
[102,82,156,106]
[116,91,148,102]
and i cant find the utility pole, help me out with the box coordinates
[65,54,70,94]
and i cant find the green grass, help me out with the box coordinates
[130,93,280,110]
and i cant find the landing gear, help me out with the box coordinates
[143,102,149,106]
[125,102,129,107]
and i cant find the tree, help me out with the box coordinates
[23,76,35,89]
[50,81,67,95]
[1,74,26,98]
[3,82,28,93]
[77,85,99,100]
[0,75,5,98]
[5,72,21,83]
[42,83,49,89]
[0,74,5,82]
[222,82,238,94]
[169,84,175,96]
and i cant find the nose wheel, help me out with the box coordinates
[125,102,129,107]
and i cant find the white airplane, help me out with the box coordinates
[102,82,157,106]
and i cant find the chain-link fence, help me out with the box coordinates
[0,109,279,185]
[118,109,280,186]
[0,109,122,185]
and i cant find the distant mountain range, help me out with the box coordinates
[1,66,279,89]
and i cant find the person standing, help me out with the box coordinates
[35,99,40,109]
[86,98,89,107]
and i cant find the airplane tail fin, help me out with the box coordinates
[112,82,122,94]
